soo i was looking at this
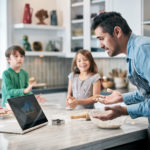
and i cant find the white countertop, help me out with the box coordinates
[0,104,148,150]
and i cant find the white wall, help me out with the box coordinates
[11,0,65,52]
[106,0,142,35]
[12,0,57,25]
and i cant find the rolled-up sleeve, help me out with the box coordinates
[127,99,150,118]
[123,90,145,105]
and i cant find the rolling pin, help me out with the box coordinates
[70,112,90,121]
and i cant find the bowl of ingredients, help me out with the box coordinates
[90,109,126,129]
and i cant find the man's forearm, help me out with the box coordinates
[123,91,145,105]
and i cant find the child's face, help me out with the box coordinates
[76,53,90,73]
[7,51,24,68]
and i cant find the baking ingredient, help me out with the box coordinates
[29,77,36,84]
[90,109,126,129]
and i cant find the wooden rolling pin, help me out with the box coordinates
[70,112,90,121]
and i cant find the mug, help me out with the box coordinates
[114,77,128,89]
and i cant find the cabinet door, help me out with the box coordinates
[90,0,105,53]
[106,0,142,35]
[71,0,84,52]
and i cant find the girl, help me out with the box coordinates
[66,49,101,109]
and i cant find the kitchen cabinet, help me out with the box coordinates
[13,23,65,57]
[63,0,125,58]
[106,0,150,37]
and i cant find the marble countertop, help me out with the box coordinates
[0,104,148,150]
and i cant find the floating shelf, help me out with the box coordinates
[66,52,125,58]
[91,35,97,39]
[71,2,83,7]
[143,21,150,25]
[72,36,83,40]
[91,0,105,4]
[25,51,65,57]
[14,23,65,30]
[71,19,83,24]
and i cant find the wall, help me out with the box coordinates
[9,0,128,88]
[95,58,127,77]
[21,56,127,88]
[23,56,72,87]
[12,0,57,25]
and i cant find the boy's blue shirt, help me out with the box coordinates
[123,33,150,118]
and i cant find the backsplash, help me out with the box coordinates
[23,56,72,87]
[95,58,127,77]
[22,56,127,87]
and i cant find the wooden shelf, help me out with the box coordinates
[14,23,65,30]
[25,51,65,57]
[71,2,83,7]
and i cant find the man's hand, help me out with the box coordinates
[96,89,123,104]
[93,105,128,121]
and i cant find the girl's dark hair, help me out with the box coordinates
[72,49,98,74]
[5,45,25,58]
[92,12,132,36]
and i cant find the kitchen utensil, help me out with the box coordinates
[52,119,65,125]
[102,81,114,89]
[90,109,126,129]
[70,112,90,121]
[114,77,128,88]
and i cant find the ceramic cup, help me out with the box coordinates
[114,77,128,88]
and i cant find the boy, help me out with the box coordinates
[1,45,44,107]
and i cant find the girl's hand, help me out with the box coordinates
[66,97,78,109]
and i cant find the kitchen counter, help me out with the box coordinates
[0,105,148,150]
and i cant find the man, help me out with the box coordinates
[92,12,150,135]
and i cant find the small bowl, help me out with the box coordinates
[90,109,126,129]
[102,81,114,89]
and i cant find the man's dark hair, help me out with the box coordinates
[5,45,25,58]
[92,12,132,36]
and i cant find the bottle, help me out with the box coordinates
[50,10,58,26]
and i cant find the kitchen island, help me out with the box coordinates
[0,104,148,150]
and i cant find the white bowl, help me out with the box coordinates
[90,109,126,129]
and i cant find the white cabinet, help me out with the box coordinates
[64,0,125,58]
[106,0,150,37]
[13,23,65,57]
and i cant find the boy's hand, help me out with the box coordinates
[36,94,46,103]
[24,84,33,93]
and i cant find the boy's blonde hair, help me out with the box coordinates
[5,45,25,58]
[72,49,98,74]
